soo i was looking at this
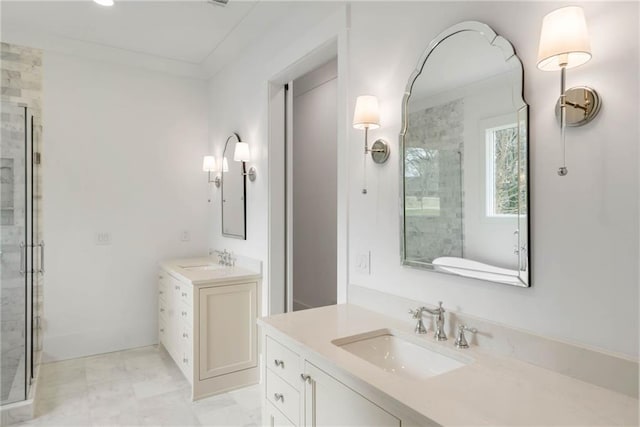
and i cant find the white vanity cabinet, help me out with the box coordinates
[263,334,402,427]
[158,260,261,401]
[303,362,400,427]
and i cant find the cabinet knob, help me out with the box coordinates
[182,292,187,297]
[182,333,189,338]
[300,373,312,383]
[274,359,284,368]
[274,393,284,402]
[183,358,188,364]
[175,286,180,290]
[160,308,165,312]
[181,311,187,316]
[160,328,164,332]
[159,291,163,295]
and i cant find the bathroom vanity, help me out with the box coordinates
[259,305,638,426]
[159,257,261,400]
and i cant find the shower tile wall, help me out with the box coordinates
[405,99,464,263]
[1,42,43,402]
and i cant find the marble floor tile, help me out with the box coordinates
[14,346,263,427]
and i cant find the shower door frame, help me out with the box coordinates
[1,102,37,405]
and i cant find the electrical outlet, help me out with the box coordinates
[180,230,190,242]
[95,232,111,246]
[356,251,371,275]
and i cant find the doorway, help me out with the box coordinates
[289,59,338,311]
[268,39,347,316]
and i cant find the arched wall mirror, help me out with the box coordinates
[222,133,246,239]
[400,21,530,287]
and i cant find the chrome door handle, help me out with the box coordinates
[19,242,25,275]
[37,241,44,274]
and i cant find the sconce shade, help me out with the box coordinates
[222,157,229,173]
[537,6,591,71]
[202,155,216,172]
[353,95,380,130]
[233,142,251,162]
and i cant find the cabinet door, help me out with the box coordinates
[198,282,257,380]
[265,401,296,427]
[304,362,400,427]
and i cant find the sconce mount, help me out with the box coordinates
[554,86,601,127]
[246,166,257,182]
[369,139,390,164]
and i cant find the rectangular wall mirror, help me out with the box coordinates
[400,22,530,287]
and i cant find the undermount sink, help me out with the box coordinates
[332,329,470,381]
[179,263,225,271]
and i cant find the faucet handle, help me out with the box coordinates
[455,324,477,349]
[408,307,424,319]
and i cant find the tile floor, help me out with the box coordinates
[17,346,263,426]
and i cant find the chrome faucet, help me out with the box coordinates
[455,324,477,349]
[409,301,447,341]
[409,308,428,334]
[214,249,236,267]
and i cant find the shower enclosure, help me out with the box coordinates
[1,101,42,406]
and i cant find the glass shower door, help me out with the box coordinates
[1,102,36,405]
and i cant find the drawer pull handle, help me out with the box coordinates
[300,373,312,383]
[182,333,189,338]
[160,328,164,332]
[274,393,284,402]
[274,359,284,368]
[183,358,188,364]
[182,292,187,297]
[160,308,165,312]
[182,311,187,316]
[159,291,163,295]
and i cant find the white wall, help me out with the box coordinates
[347,1,638,358]
[42,52,209,361]
[207,4,349,317]
[209,1,638,359]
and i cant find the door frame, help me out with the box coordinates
[267,36,349,314]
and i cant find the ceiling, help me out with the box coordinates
[0,1,340,78]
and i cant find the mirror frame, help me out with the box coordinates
[221,132,247,240]
[399,21,531,287]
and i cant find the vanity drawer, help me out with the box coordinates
[266,336,302,389]
[180,323,192,348]
[159,299,167,321]
[159,278,168,297]
[265,400,295,427]
[179,284,192,306]
[159,320,166,343]
[266,369,299,425]
[179,349,193,384]
[179,301,193,326]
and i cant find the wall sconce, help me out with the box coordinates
[233,141,257,182]
[537,6,601,176]
[203,155,221,187]
[353,95,390,194]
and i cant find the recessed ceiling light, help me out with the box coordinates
[94,0,114,6]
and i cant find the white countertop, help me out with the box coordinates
[259,304,639,426]
[160,256,261,286]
